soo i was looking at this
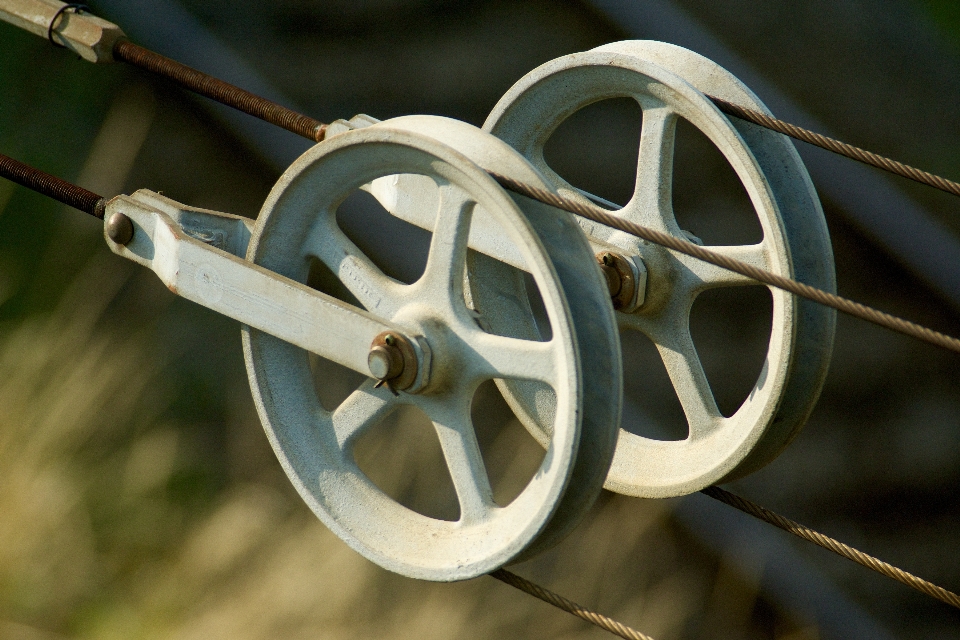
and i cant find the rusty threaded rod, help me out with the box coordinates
[0,152,105,218]
[112,40,327,142]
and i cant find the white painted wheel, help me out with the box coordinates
[482,41,836,498]
[242,126,618,580]
[362,115,622,559]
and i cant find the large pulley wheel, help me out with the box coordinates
[241,126,620,580]
[482,41,836,497]
[361,115,622,559]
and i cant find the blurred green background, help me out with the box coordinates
[1,1,960,638]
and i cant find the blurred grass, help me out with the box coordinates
[0,289,755,640]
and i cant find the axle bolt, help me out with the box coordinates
[596,251,638,311]
[368,344,403,381]
[597,251,647,313]
[368,332,418,393]
[598,252,623,298]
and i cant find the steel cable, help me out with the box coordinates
[708,96,960,198]
[3,137,960,638]
[489,171,960,355]
[702,486,960,609]
[107,35,960,200]
[489,569,656,640]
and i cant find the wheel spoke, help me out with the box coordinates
[678,243,771,293]
[430,401,495,523]
[469,332,557,385]
[331,381,398,450]
[419,182,475,308]
[619,105,680,234]
[303,220,406,318]
[644,317,722,438]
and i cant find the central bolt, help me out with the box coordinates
[368,342,403,380]
[368,332,418,393]
[598,252,623,298]
[596,251,638,311]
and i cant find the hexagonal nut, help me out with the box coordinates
[596,252,647,313]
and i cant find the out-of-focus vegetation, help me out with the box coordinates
[0,246,805,639]
[918,0,960,44]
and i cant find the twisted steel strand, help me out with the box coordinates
[21,10,960,351]
[4,97,960,631]
[489,171,960,355]
[4,142,960,356]
[708,95,960,198]
[111,31,960,201]
[702,486,960,609]
[489,569,655,640]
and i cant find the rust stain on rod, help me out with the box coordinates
[0,152,104,218]
[112,40,327,142]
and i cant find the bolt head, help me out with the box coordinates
[596,252,623,298]
[368,342,405,382]
[596,251,640,311]
[368,346,394,379]
[106,211,134,245]
[369,331,419,391]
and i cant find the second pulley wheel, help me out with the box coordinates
[481,41,837,497]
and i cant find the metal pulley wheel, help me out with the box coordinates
[242,125,622,580]
[481,41,837,498]
[351,114,623,559]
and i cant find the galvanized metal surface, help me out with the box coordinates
[482,41,836,497]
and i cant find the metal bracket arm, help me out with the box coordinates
[104,190,403,377]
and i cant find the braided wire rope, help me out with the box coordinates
[701,486,960,609]
[111,39,960,201]
[488,171,960,355]
[111,40,960,200]
[708,96,960,198]
[489,569,656,640]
